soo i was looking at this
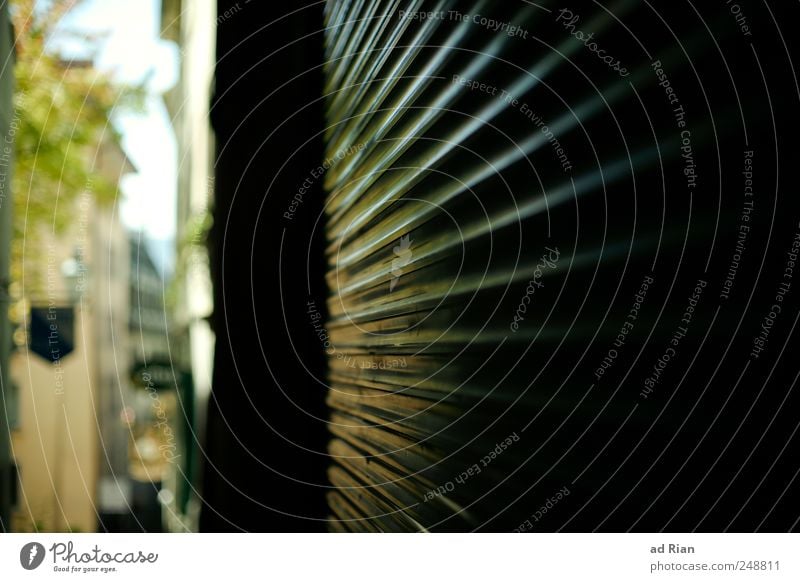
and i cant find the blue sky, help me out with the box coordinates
[53,0,180,271]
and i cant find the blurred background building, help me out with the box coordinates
[9,135,135,532]
[158,0,215,533]
[0,0,207,532]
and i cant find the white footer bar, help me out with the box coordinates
[0,533,797,581]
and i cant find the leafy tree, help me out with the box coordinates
[9,0,143,295]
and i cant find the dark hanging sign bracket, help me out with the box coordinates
[29,306,75,363]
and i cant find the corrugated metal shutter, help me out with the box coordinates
[320,0,799,531]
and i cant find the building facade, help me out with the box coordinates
[158,0,216,532]
[9,139,136,532]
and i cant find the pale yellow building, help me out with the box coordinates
[9,139,135,532]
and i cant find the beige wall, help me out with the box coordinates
[10,322,99,532]
[9,212,101,532]
[10,150,133,532]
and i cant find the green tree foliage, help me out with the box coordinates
[9,0,143,290]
